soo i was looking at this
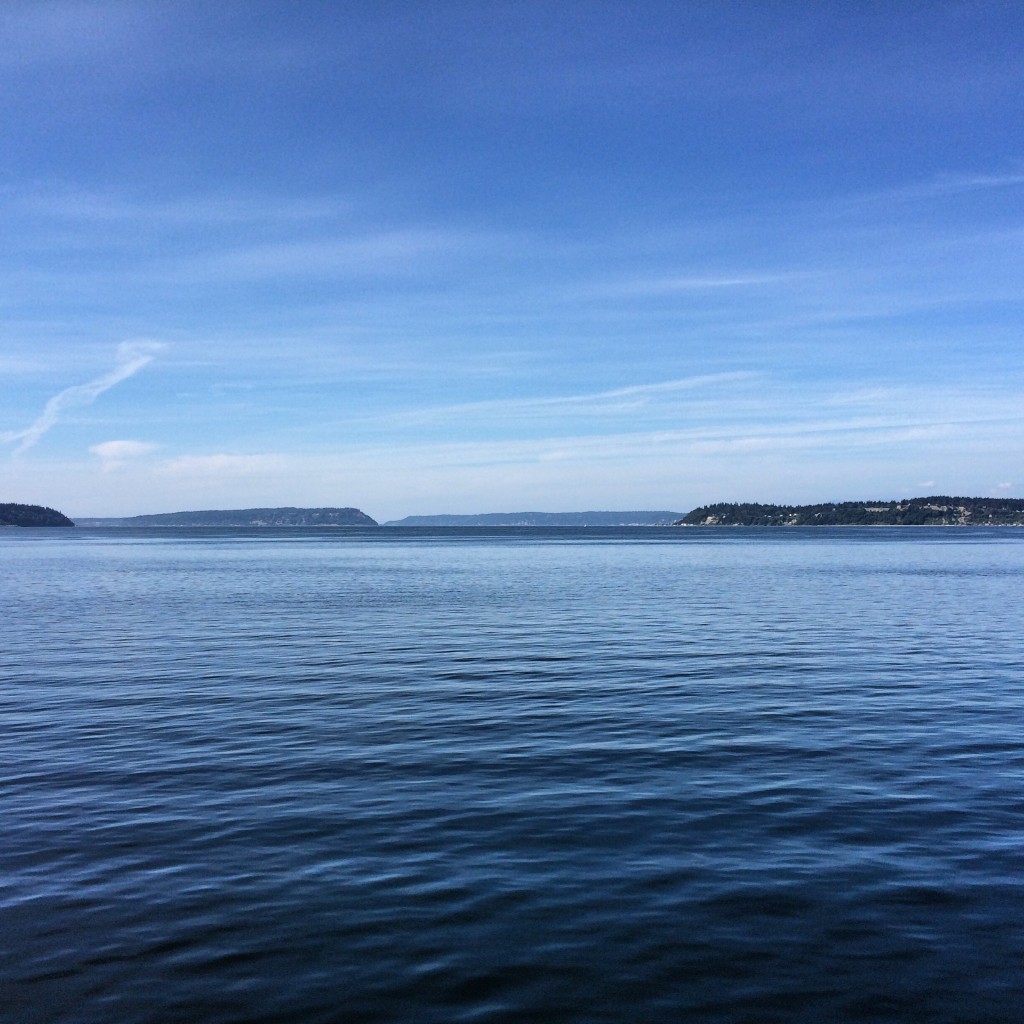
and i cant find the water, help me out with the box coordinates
[2,526,1023,1023]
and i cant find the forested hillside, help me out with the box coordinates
[0,503,74,527]
[676,497,1024,526]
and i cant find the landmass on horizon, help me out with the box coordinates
[9,496,1024,528]
[676,497,1024,527]
[0,503,75,527]
[72,507,378,527]
[384,511,686,527]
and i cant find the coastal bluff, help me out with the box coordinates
[1,503,74,527]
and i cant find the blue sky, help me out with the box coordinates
[2,1,1022,520]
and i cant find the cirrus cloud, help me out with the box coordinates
[1,341,164,455]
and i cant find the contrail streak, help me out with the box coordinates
[1,341,163,455]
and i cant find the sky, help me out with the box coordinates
[1,0,1022,521]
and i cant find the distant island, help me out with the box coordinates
[385,511,687,527]
[74,507,378,527]
[36,497,1024,530]
[675,496,1024,527]
[0,503,75,527]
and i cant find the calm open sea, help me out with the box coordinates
[2,526,1023,1023]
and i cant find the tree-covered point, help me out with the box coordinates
[676,496,1024,527]
[0,503,75,527]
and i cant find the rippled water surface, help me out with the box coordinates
[3,526,1024,1023]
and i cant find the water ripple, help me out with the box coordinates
[2,527,1023,1022]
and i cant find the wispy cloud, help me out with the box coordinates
[177,229,486,282]
[123,402,1023,518]
[604,273,807,297]
[846,168,1024,209]
[1,341,163,454]
[8,186,353,227]
[895,170,1024,200]
[386,372,758,426]
[491,373,757,411]
[89,439,160,471]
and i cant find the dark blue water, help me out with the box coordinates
[3,527,1023,1023]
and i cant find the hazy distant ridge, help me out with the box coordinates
[64,497,1024,529]
[677,496,1024,526]
[76,507,378,527]
[385,511,686,527]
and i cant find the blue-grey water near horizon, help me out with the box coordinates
[3,526,1023,1023]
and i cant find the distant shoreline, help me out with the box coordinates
[673,497,1024,528]
[11,495,1024,529]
